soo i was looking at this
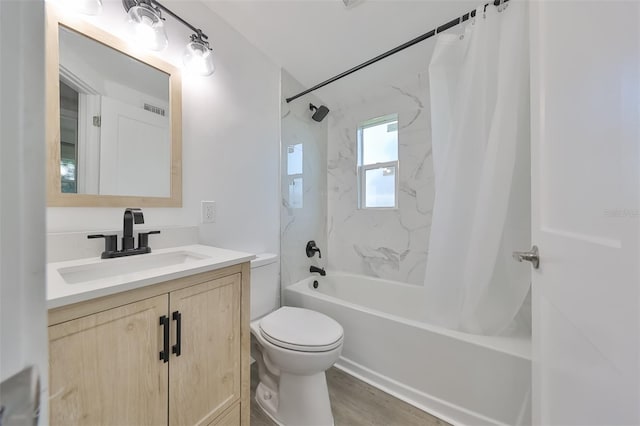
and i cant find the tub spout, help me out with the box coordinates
[310,265,326,276]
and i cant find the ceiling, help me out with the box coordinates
[204,0,478,106]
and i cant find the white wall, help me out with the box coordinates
[47,0,281,256]
[1,0,49,421]
[280,71,328,288]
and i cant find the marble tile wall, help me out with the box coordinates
[280,70,328,289]
[327,71,435,285]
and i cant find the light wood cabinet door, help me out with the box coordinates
[169,274,241,426]
[49,294,169,426]
[208,403,241,426]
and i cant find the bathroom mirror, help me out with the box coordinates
[46,6,182,207]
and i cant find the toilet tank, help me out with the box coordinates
[250,253,279,320]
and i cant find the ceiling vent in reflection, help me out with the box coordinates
[144,103,166,117]
[342,0,365,9]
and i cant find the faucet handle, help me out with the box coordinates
[137,230,160,250]
[306,240,322,258]
[87,234,118,258]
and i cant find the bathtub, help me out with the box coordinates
[283,273,531,426]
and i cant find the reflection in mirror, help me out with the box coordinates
[58,25,171,197]
[287,143,303,209]
[60,81,79,193]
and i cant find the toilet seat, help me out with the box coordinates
[259,307,343,353]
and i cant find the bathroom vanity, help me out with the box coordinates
[46,245,253,426]
[43,4,254,424]
[43,1,256,423]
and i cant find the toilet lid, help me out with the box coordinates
[259,307,343,352]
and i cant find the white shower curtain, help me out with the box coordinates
[424,0,531,335]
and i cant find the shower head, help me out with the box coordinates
[309,103,330,122]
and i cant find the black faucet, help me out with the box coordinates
[88,208,160,259]
[122,208,145,250]
[310,265,326,276]
[306,240,322,258]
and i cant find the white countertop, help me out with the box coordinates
[47,244,255,309]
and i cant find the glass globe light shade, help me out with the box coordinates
[126,4,168,51]
[183,39,215,77]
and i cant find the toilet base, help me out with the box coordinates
[255,371,335,426]
[256,382,283,426]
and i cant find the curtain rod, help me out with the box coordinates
[285,0,509,103]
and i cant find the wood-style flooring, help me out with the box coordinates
[250,363,450,426]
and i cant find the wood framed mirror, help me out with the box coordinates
[46,4,182,207]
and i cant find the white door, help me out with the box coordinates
[529,1,640,425]
[99,96,170,197]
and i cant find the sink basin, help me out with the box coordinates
[58,251,209,284]
[47,244,255,309]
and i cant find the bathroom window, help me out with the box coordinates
[357,114,398,209]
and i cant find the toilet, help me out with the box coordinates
[250,254,344,426]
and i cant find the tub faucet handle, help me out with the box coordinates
[306,240,322,258]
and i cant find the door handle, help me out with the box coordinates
[172,311,182,357]
[512,245,540,269]
[159,315,169,363]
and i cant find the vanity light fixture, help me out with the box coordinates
[124,0,168,51]
[183,30,215,76]
[123,0,215,76]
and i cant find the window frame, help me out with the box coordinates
[357,114,399,210]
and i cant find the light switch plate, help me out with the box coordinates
[201,201,216,224]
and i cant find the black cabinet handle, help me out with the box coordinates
[159,315,169,363]
[172,311,181,357]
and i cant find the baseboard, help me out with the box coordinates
[334,357,507,426]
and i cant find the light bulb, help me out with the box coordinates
[183,38,215,76]
[126,4,168,51]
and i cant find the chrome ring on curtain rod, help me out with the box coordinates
[496,0,508,12]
